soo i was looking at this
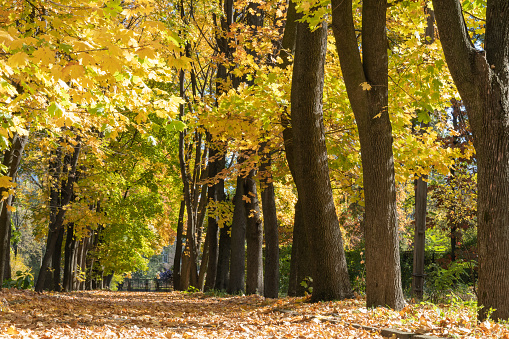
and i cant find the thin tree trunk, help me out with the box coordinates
[412,6,434,301]
[291,18,352,301]
[245,169,264,295]
[173,199,185,290]
[412,177,427,300]
[260,152,279,298]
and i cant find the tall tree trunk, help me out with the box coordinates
[412,8,434,301]
[173,199,185,290]
[35,142,81,292]
[228,174,247,294]
[291,19,352,302]
[277,0,311,297]
[0,134,28,285]
[260,151,279,298]
[245,169,264,295]
[204,142,226,291]
[432,0,509,321]
[332,0,405,310]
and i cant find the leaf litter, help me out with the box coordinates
[1,290,508,338]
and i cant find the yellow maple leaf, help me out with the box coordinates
[0,176,16,189]
[7,52,29,68]
[360,82,372,91]
[6,204,16,212]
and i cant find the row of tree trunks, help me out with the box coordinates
[35,141,82,292]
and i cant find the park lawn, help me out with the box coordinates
[0,290,508,338]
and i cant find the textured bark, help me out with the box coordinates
[215,216,231,291]
[228,175,247,294]
[245,169,264,295]
[291,19,352,302]
[432,0,509,321]
[277,0,311,297]
[331,0,405,310]
[205,145,226,291]
[412,177,427,300]
[260,153,279,298]
[173,199,185,290]
[0,134,28,285]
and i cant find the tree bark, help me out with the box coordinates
[331,0,405,310]
[215,217,231,291]
[0,134,28,285]
[63,223,77,291]
[204,143,226,291]
[173,199,185,290]
[228,174,247,294]
[412,177,427,300]
[245,169,264,295]
[260,152,279,298]
[277,0,311,297]
[291,19,352,302]
[432,0,509,321]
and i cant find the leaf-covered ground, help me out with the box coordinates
[1,290,508,338]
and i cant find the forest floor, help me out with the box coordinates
[0,289,508,338]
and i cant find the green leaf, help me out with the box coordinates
[168,120,186,132]
[48,102,64,117]
[89,104,106,116]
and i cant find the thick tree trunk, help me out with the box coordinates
[0,134,28,285]
[228,175,247,294]
[245,169,264,295]
[173,199,185,290]
[52,226,65,291]
[332,0,405,310]
[260,153,279,298]
[291,19,352,302]
[432,0,509,321]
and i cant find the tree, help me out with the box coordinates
[331,0,405,309]
[432,0,509,320]
[290,18,352,301]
